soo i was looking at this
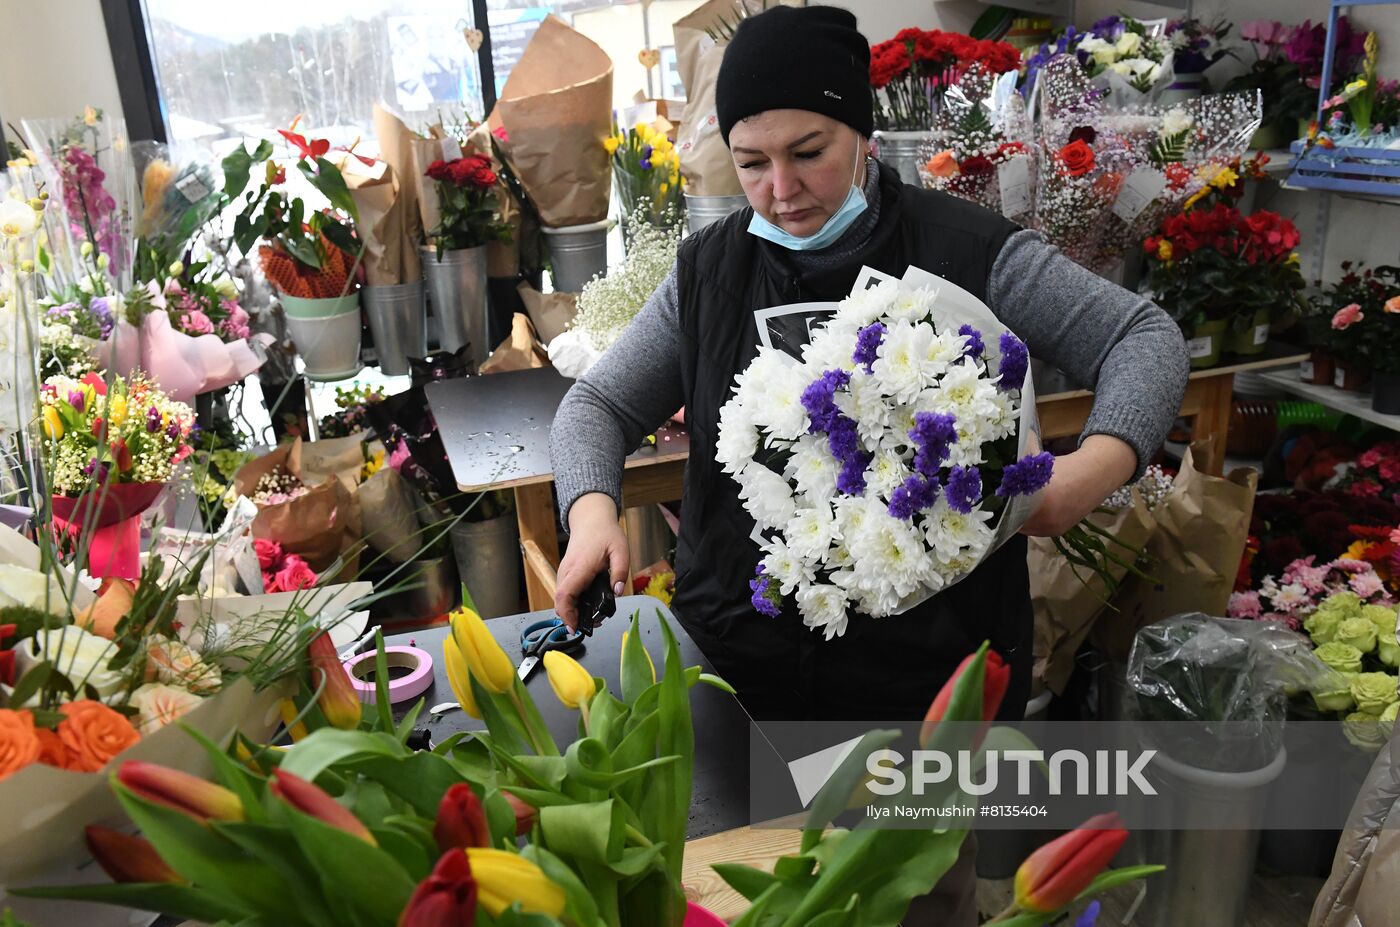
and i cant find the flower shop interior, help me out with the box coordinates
[1,0,1400,925]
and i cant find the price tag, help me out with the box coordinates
[1187,335,1213,360]
[1111,168,1167,223]
[1299,360,1314,380]
[174,172,213,203]
[998,156,1031,218]
[1335,367,1348,389]
[1252,323,1269,346]
[440,138,463,161]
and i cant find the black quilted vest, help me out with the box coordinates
[672,165,1031,722]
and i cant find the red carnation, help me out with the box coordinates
[960,155,995,177]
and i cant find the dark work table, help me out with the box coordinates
[385,596,752,839]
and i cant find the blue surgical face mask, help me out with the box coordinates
[747,140,868,252]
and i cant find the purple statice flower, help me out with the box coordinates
[997,331,1028,393]
[46,302,77,321]
[146,406,162,432]
[853,322,886,373]
[67,390,85,412]
[801,369,850,433]
[749,564,782,618]
[837,451,873,496]
[1076,901,1101,927]
[910,411,957,478]
[888,474,940,520]
[826,414,861,461]
[1022,26,1079,98]
[997,451,1054,498]
[945,465,982,514]
[958,324,984,361]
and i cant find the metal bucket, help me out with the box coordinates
[872,129,937,184]
[684,193,748,235]
[372,554,459,626]
[1140,748,1287,927]
[449,515,522,619]
[542,220,610,293]
[362,282,426,376]
[624,504,674,574]
[422,246,488,367]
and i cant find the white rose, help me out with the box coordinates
[0,563,68,609]
[130,682,204,735]
[1108,61,1133,77]
[1160,108,1194,139]
[147,635,221,693]
[736,463,797,530]
[211,275,239,300]
[22,627,125,701]
[1115,32,1143,57]
[796,584,850,640]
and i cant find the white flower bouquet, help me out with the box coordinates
[718,265,1048,640]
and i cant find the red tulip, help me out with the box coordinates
[920,648,1010,749]
[1014,812,1129,913]
[307,630,362,730]
[0,623,15,687]
[110,438,132,473]
[434,783,489,852]
[502,790,537,836]
[85,825,182,884]
[117,761,245,823]
[398,850,477,927]
[270,768,376,845]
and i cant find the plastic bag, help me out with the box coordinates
[1128,613,1348,771]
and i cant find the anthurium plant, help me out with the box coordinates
[18,611,1162,926]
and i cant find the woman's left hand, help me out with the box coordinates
[1019,435,1138,537]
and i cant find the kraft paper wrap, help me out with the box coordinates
[410,129,456,246]
[1091,444,1259,664]
[480,313,550,374]
[489,15,613,228]
[518,281,577,346]
[341,156,403,287]
[1031,489,1158,695]
[372,104,424,283]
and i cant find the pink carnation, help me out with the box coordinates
[1359,449,1382,469]
[389,441,412,472]
[1228,590,1263,619]
[1350,570,1386,599]
[220,300,252,341]
[1332,558,1371,573]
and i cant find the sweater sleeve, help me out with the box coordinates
[548,267,686,528]
[987,229,1189,482]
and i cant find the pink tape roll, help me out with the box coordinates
[341,646,435,704]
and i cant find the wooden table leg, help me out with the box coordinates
[514,483,561,612]
[1192,372,1235,477]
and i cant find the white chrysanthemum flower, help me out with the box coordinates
[796,583,850,640]
[867,447,911,500]
[786,435,840,504]
[836,371,891,446]
[847,511,931,599]
[922,358,999,424]
[784,504,839,560]
[923,498,995,566]
[736,463,797,530]
[836,280,900,328]
[747,361,811,440]
[800,327,858,373]
[983,390,1019,442]
[885,285,938,323]
[870,321,932,403]
[716,401,759,476]
[762,536,816,596]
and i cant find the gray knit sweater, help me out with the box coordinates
[550,161,1189,525]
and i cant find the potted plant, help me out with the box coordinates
[1226,21,1319,149]
[422,135,511,367]
[1143,175,1304,368]
[226,125,365,381]
[1354,267,1400,413]
[1160,17,1233,104]
[869,28,1021,182]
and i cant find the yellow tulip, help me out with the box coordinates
[278,699,309,742]
[543,650,595,709]
[442,634,482,718]
[659,182,670,196]
[108,394,128,427]
[451,607,515,695]
[41,406,63,440]
[465,848,565,917]
[620,630,656,685]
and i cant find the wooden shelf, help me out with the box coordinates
[1256,367,1400,433]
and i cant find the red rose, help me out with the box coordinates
[960,155,994,176]
[1056,139,1095,177]
[1067,125,1097,145]
[425,160,451,182]
[996,141,1028,158]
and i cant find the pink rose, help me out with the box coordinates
[1332,303,1363,330]
[180,310,215,335]
[1385,295,1400,315]
[273,556,318,592]
[254,538,284,570]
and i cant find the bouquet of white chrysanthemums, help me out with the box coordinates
[718,266,1050,640]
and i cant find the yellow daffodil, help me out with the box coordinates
[542,650,596,709]
[603,136,621,155]
[1209,166,1239,190]
[450,607,514,694]
[442,633,482,718]
[465,848,566,917]
[658,182,670,196]
[1183,186,1210,209]
[41,406,63,440]
[1156,239,1173,262]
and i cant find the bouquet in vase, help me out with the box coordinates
[719,266,1047,638]
[605,119,684,231]
[424,143,511,255]
[870,28,1023,132]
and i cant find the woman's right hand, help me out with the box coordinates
[555,492,630,631]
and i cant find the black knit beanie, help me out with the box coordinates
[716,5,873,145]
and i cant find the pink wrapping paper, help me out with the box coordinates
[98,313,272,403]
[51,483,166,580]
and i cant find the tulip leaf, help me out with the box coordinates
[697,672,736,694]
[587,689,627,751]
[730,881,785,927]
[522,844,606,927]
[635,609,694,886]
[352,751,473,819]
[372,630,394,732]
[283,807,416,927]
[1073,864,1167,902]
[9,883,248,924]
[395,698,426,744]
[512,674,561,756]
[977,726,1050,778]
[211,822,338,927]
[370,823,435,881]
[613,842,667,876]
[803,895,860,926]
[279,728,408,782]
[564,736,614,791]
[799,729,901,853]
[711,862,782,901]
[539,799,624,865]
[620,613,653,705]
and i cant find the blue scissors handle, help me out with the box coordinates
[521,618,583,659]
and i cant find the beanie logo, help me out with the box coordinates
[824,90,843,100]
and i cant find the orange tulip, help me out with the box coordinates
[434,783,489,852]
[117,761,245,823]
[270,768,376,845]
[398,850,477,927]
[85,825,182,884]
[307,630,362,730]
[74,578,135,639]
[920,648,1010,749]
[1014,812,1128,913]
